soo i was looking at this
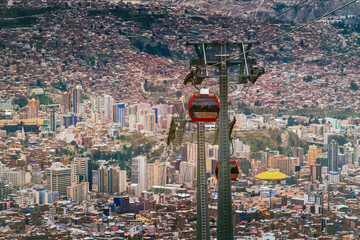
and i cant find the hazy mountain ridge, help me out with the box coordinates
[0,1,359,113]
[171,0,360,24]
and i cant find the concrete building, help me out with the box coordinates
[146,160,160,191]
[328,139,339,172]
[67,181,89,202]
[233,139,251,160]
[268,155,291,175]
[2,170,30,187]
[63,114,77,128]
[50,109,56,132]
[31,165,42,184]
[71,157,92,190]
[61,92,71,114]
[46,162,71,197]
[104,95,112,119]
[118,170,127,193]
[28,99,39,118]
[344,144,355,165]
[91,96,104,113]
[113,103,126,128]
[310,164,322,183]
[180,161,196,184]
[144,113,155,135]
[308,145,322,165]
[292,147,304,166]
[72,85,82,113]
[34,189,59,205]
[98,166,125,195]
[132,156,147,193]
[184,142,197,164]
[129,114,136,130]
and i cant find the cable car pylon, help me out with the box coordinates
[185,41,264,239]
[196,121,210,240]
[191,88,216,240]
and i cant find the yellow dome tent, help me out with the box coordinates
[255,170,288,180]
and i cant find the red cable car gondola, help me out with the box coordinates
[188,89,220,122]
[214,160,239,182]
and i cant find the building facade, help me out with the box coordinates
[28,99,39,118]
[72,85,82,113]
[328,139,339,172]
[46,162,71,196]
[132,156,147,193]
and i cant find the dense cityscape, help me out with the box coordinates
[0,0,359,239]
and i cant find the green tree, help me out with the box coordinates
[176,91,182,98]
[328,135,347,145]
[244,107,251,115]
[13,97,28,108]
[287,116,295,126]
[303,76,313,82]
[350,81,359,91]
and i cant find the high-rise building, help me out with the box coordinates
[185,143,198,164]
[180,162,196,184]
[0,182,12,201]
[61,92,71,114]
[129,114,136,130]
[233,139,251,160]
[236,158,250,176]
[344,143,355,165]
[50,109,56,132]
[92,97,104,113]
[146,160,160,190]
[71,158,92,190]
[31,165,42,184]
[63,114,77,128]
[308,145,322,165]
[113,103,126,127]
[152,107,158,123]
[104,95,112,119]
[144,113,156,135]
[132,156,147,192]
[328,139,338,172]
[292,147,304,166]
[35,189,59,205]
[355,143,360,167]
[46,162,71,196]
[310,164,322,183]
[98,166,125,195]
[72,85,82,113]
[268,155,291,175]
[77,103,85,114]
[28,99,39,118]
[114,196,130,213]
[98,165,110,194]
[118,170,127,193]
[2,170,30,187]
[338,153,345,168]
[67,181,89,202]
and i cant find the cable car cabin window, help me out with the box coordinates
[190,96,219,112]
[189,96,219,121]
